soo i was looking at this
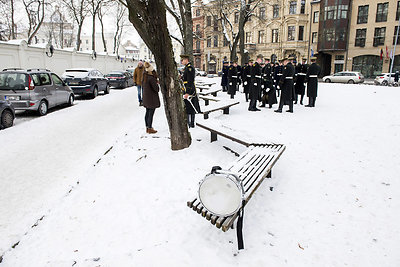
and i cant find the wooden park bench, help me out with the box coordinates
[198,88,222,97]
[196,81,216,87]
[201,100,239,119]
[198,95,220,106]
[187,124,286,233]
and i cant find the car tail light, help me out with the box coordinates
[28,75,35,90]
[29,102,35,106]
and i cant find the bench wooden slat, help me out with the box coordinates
[197,122,249,145]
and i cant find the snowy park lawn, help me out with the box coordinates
[1,78,399,266]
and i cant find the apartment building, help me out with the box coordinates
[194,0,400,77]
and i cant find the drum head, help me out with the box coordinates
[199,173,242,216]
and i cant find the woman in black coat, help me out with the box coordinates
[142,62,160,134]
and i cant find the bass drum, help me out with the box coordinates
[198,172,243,217]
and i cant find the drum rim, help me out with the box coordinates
[198,172,243,217]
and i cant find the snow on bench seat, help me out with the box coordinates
[200,100,239,119]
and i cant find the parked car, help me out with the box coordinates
[0,68,75,116]
[0,100,15,129]
[374,73,397,86]
[106,71,134,88]
[195,68,207,76]
[62,68,109,98]
[323,71,364,84]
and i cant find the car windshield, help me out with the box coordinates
[107,73,123,77]
[0,73,28,90]
[63,70,89,78]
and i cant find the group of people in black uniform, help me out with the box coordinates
[221,54,321,113]
[179,53,321,129]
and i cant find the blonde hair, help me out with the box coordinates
[144,61,154,73]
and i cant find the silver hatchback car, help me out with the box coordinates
[0,68,74,116]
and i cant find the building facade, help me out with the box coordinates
[195,0,400,77]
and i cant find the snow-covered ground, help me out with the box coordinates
[1,79,399,266]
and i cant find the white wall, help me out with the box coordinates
[0,40,137,76]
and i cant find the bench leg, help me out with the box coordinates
[211,132,217,142]
[267,170,272,178]
[204,113,209,119]
[205,99,209,106]
[212,92,217,97]
[223,107,230,114]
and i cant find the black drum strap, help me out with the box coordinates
[236,200,245,250]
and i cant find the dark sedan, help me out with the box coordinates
[0,100,15,129]
[62,68,110,98]
[106,71,134,89]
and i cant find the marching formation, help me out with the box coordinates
[221,55,321,113]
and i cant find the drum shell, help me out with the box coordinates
[198,172,244,217]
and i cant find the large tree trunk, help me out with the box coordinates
[99,17,107,52]
[125,0,191,150]
[183,0,193,64]
[238,4,247,66]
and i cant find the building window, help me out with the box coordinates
[397,1,400,20]
[355,29,367,47]
[234,12,239,23]
[373,27,386,46]
[312,32,317,43]
[259,7,266,19]
[338,4,348,19]
[288,26,295,41]
[393,26,400,45]
[300,0,305,14]
[298,26,304,41]
[324,28,335,42]
[258,30,265,44]
[196,40,200,50]
[223,36,229,47]
[289,1,297,14]
[313,11,319,22]
[272,29,279,43]
[86,40,88,44]
[213,35,218,47]
[245,32,252,43]
[325,6,337,20]
[207,36,211,47]
[376,2,389,22]
[206,16,211,27]
[213,17,218,31]
[196,9,200,17]
[357,5,369,24]
[196,24,200,34]
[273,5,279,18]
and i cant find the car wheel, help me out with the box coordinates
[325,78,331,83]
[1,109,14,128]
[92,86,98,98]
[104,84,110,94]
[348,80,355,84]
[68,94,74,106]
[38,100,48,116]
[382,80,388,86]
[124,81,128,89]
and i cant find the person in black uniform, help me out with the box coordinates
[263,60,278,108]
[242,60,252,102]
[305,56,321,107]
[221,61,229,92]
[236,62,242,92]
[275,57,295,113]
[294,58,308,105]
[249,54,263,111]
[228,61,238,99]
[181,54,201,127]
[274,61,283,97]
